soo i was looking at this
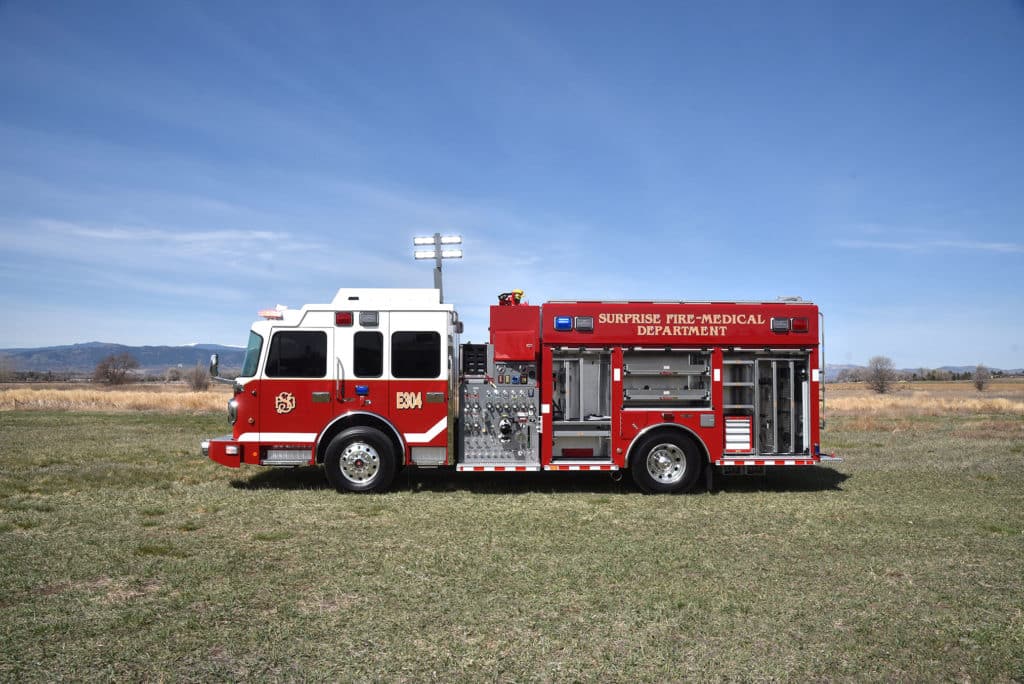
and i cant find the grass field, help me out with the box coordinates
[1,384,1022,680]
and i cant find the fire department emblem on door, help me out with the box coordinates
[275,392,296,414]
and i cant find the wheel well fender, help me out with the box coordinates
[625,424,709,468]
[315,412,405,466]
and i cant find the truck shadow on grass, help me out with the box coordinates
[230,465,848,495]
[709,466,848,494]
[229,467,332,491]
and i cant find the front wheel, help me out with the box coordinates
[630,432,702,494]
[323,427,397,493]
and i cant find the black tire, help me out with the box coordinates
[323,427,397,493]
[630,432,702,494]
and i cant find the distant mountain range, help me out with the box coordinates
[0,342,245,374]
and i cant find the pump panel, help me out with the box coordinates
[459,349,540,464]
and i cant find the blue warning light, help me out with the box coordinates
[554,316,573,331]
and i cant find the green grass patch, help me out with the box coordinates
[134,543,189,558]
[12,519,40,530]
[0,409,1022,680]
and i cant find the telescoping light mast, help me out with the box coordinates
[413,233,462,303]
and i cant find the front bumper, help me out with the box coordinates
[201,435,241,468]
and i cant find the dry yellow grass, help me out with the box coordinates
[827,379,1024,416]
[0,387,229,413]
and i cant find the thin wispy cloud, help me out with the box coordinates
[39,220,290,244]
[932,240,1023,254]
[836,238,1023,254]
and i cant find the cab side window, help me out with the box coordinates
[391,331,440,378]
[265,331,327,378]
[353,331,383,377]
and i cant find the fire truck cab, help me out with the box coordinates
[202,288,838,493]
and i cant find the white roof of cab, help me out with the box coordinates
[330,288,452,311]
[255,288,453,327]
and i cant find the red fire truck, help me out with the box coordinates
[202,288,839,493]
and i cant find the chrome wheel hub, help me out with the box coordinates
[340,441,380,484]
[646,443,685,484]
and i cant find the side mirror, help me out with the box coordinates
[208,353,233,385]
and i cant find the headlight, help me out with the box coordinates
[228,399,239,425]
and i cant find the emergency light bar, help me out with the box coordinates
[771,317,810,333]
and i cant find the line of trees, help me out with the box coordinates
[0,354,13,382]
[837,358,995,393]
[91,354,209,391]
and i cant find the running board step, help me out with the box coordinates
[713,458,816,466]
[546,460,618,471]
[456,463,540,472]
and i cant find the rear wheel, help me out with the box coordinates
[630,432,702,494]
[324,427,397,493]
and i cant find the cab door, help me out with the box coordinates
[388,311,449,460]
[258,327,334,446]
[334,310,390,417]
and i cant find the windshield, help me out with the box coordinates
[240,331,263,377]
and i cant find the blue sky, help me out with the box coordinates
[1,1,1022,368]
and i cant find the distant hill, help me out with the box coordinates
[0,342,245,374]
[824,364,861,382]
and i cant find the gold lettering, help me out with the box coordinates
[597,310,766,336]
[396,392,423,410]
